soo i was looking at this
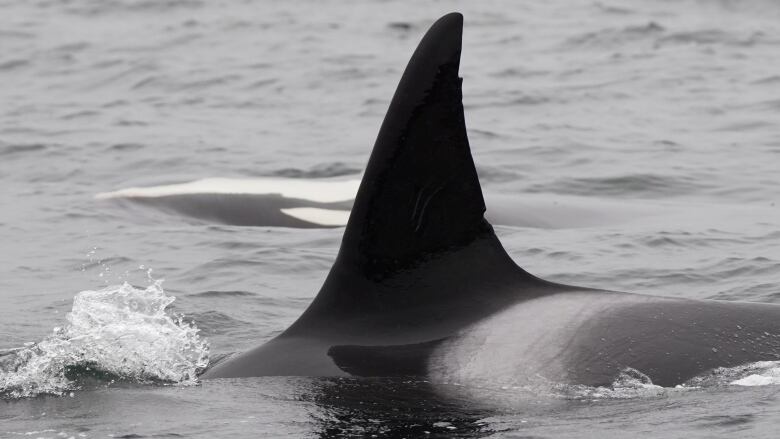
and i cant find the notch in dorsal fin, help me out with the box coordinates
[337,13,495,279]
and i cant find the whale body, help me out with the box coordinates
[202,13,780,388]
[96,177,357,228]
[97,177,660,229]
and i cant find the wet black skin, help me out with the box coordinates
[201,13,780,387]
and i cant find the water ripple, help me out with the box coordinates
[527,173,709,198]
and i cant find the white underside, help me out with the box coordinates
[279,207,351,226]
[95,177,361,204]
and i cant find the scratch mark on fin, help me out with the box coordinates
[414,181,447,233]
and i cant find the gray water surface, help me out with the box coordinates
[2,0,780,437]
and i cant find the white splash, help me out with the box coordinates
[561,368,667,400]
[685,361,780,387]
[571,361,780,399]
[493,362,780,402]
[0,281,209,398]
[729,362,780,386]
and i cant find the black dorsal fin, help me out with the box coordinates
[339,12,493,278]
[287,14,542,333]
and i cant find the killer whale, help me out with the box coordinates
[96,177,659,229]
[96,177,357,228]
[202,13,780,387]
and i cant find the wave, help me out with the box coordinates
[526,173,709,198]
[565,362,780,400]
[436,362,780,404]
[687,361,780,387]
[0,281,209,399]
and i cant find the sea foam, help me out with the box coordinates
[0,281,209,398]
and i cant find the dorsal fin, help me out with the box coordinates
[287,13,541,332]
[339,12,492,278]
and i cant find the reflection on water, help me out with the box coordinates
[303,378,494,438]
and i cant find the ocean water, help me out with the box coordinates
[1,0,780,437]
